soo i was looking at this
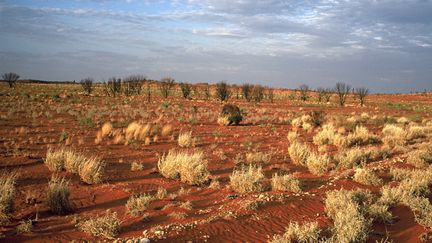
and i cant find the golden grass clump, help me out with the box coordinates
[271,173,301,192]
[0,172,17,224]
[325,189,371,243]
[77,210,121,239]
[155,187,167,200]
[217,116,231,126]
[230,165,264,194]
[46,175,73,215]
[177,131,196,148]
[158,150,209,185]
[342,126,380,148]
[288,141,310,165]
[45,148,105,184]
[382,124,406,147]
[126,194,154,217]
[335,147,371,169]
[16,220,32,234]
[245,151,271,164]
[287,131,299,143]
[313,124,336,146]
[353,168,382,186]
[306,152,333,175]
[77,157,105,184]
[406,147,432,168]
[101,122,113,137]
[130,162,144,171]
[270,221,321,243]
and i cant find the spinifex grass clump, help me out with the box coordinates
[0,172,18,224]
[46,175,73,214]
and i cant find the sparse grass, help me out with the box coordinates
[168,211,187,219]
[16,220,32,234]
[155,187,167,200]
[131,162,144,171]
[336,147,371,169]
[0,172,17,225]
[46,175,73,215]
[77,210,121,239]
[353,168,382,186]
[245,151,271,164]
[126,194,154,217]
[177,131,196,147]
[230,165,264,194]
[406,147,432,168]
[158,150,209,185]
[271,221,321,243]
[271,173,301,192]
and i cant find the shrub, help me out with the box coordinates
[123,75,145,96]
[251,85,265,103]
[354,87,369,107]
[288,141,310,165]
[230,165,264,194]
[218,104,242,125]
[313,124,336,146]
[335,147,371,169]
[353,168,382,186]
[298,84,310,101]
[0,172,17,224]
[177,131,195,148]
[325,189,371,242]
[77,211,121,239]
[241,83,253,101]
[126,194,154,217]
[80,78,94,95]
[158,150,209,185]
[343,126,379,147]
[46,175,73,214]
[104,77,122,97]
[180,82,192,99]
[215,81,231,101]
[271,173,301,192]
[271,221,321,243]
[306,152,333,175]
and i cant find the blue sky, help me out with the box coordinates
[1,0,432,93]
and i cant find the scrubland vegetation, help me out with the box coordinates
[1,77,432,241]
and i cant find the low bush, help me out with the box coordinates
[230,165,264,194]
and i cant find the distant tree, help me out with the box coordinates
[145,82,152,103]
[202,84,211,100]
[266,87,275,103]
[180,82,192,99]
[323,88,333,103]
[80,78,94,95]
[2,72,20,88]
[104,77,122,97]
[335,82,351,106]
[354,87,369,107]
[241,83,253,102]
[123,75,146,96]
[299,84,310,101]
[159,77,175,98]
[216,81,231,101]
[252,85,265,103]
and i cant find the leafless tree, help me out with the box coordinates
[104,77,122,97]
[252,85,265,103]
[180,82,192,99]
[159,77,175,98]
[216,81,231,101]
[299,84,310,101]
[123,75,146,96]
[241,83,253,102]
[354,87,369,106]
[80,78,94,95]
[267,87,275,103]
[2,72,20,88]
[335,82,351,106]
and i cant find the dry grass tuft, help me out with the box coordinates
[306,152,333,175]
[168,212,187,219]
[126,194,154,217]
[77,210,121,239]
[271,221,321,243]
[0,172,17,224]
[245,151,271,164]
[230,165,264,194]
[271,173,301,192]
[313,124,336,146]
[45,148,66,172]
[406,147,432,168]
[288,141,310,166]
[78,157,105,184]
[155,187,167,200]
[335,147,371,169]
[47,175,73,215]
[353,168,382,186]
[217,116,231,126]
[16,220,33,234]
[130,162,144,171]
[177,131,196,147]
[287,131,299,143]
[158,150,209,185]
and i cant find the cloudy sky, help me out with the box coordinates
[1,0,431,93]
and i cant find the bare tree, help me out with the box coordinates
[252,85,265,103]
[202,83,211,100]
[159,77,175,98]
[335,82,351,106]
[123,75,146,96]
[216,81,231,101]
[180,82,192,99]
[2,72,20,88]
[266,87,275,103]
[80,78,94,95]
[241,83,253,102]
[323,88,333,103]
[299,84,310,101]
[354,87,369,107]
[104,77,122,97]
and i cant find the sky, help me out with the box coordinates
[0,0,431,93]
